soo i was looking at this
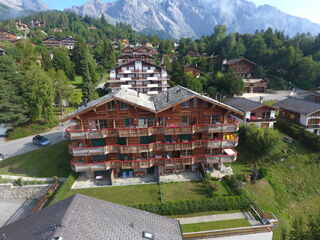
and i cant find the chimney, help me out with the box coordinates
[84,98,88,107]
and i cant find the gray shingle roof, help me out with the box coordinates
[62,86,244,121]
[274,97,320,115]
[224,58,256,66]
[224,98,265,112]
[0,194,183,240]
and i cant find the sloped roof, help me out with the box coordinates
[112,59,165,71]
[0,194,183,240]
[62,86,244,122]
[274,97,320,115]
[224,98,268,112]
[224,58,256,66]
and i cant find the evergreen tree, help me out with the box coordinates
[0,56,28,126]
[52,48,75,80]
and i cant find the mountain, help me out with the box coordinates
[66,0,320,39]
[0,0,49,20]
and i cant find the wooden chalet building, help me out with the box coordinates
[120,46,159,56]
[118,54,155,65]
[187,49,202,57]
[108,60,169,95]
[185,64,201,78]
[243,78,268,93]
[61,37,76,50]
[31,19,46,28]
[275,98,320,135]
[0,29,17,42]
[43,37,61,48]
[63,86,241,181]
[15,20,29,31]
[223,58,256,79]
[225,98,276,128]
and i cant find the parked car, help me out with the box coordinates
[0,153,4,160]
[32,135,51,147]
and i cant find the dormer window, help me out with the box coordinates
[181,100,190,108]
[107,101,115,110]
[120,102,128,110]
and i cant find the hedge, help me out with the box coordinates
[276,118,320,151]
[133,196,250,216]
[47,172,78,206]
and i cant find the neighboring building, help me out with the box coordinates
[108,59,169,95]
[145,42,153,48]
[43,37,61,48]
[53,28,63,32]
[187,49,202,57]
[274,97,320,135]
[118,54,155,65]
[0,46,5,56]
[223,58,256,79]
[244,79,268,93]
[61,37,76,50]
[118,38,129,47]
[0,194,183,240]
[31,19,46,28]
[0,29,17,42]
[63,86,241,181]
[185,64,201,78]
[225,98,276,128]
[15,20,29,31]
[120,46,159,56]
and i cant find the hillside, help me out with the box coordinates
[67,0,320,39]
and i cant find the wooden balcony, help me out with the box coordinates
[70,150,238,172]
[68,138,238,157]
[66,120,240,140]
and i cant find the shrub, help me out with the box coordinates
[259,167,268,179]
[47,172,78,205]
[133,196,251,216]
[276,118,320,151]
[14,178,23,186]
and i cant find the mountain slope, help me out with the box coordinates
[66,0,320,39]
[0,0,49,20]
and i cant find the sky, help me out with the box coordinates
[43,0,320,24]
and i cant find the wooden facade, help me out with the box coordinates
[0,29,17,42]
[223,58,256,79]
[64,88,240,180]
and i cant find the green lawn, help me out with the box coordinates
[171,209,242,218]
[234,138,320,239]
[161,181,233,202]
[263,100,279,107]
[181,219,251,233]
[66,184,160,206]
[0,141,71,178]
[7,122,56,140]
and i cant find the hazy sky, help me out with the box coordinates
[44,0,320,24]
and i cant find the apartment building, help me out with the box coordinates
[63,86,241,182]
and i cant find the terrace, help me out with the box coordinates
[66,120,240,140]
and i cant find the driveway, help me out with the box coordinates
[0,121,74,159]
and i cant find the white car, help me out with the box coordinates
[0,153,4,161]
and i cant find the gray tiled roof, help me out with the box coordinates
[274,97,320,115]
[224,98,265,112]
[224,58,256,66]
[0,194,183,240]
[62,86,243,121]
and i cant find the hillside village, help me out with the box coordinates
[0,10,320,240]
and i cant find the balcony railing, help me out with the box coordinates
[66,121,240,140]
[70,150,237,172]
[68,138,238,157]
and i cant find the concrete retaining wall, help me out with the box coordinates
[0,184,50,199]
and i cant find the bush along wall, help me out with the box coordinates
[276,118,320,151]
[133,196,251,216]
[47,172,78,206]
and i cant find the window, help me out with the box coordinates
[140,136,155,144]
[193,98,198,107]
[180,134,192,142]
[138,118,154,127]
[181,100,190,108]
[107,101,115,110]
[120,102,128,110]
[117,137,127,145]
[262,112,270,119]
[210,115,220,124]
[164,135,172,143]
[124,118,133,127]
[157,117,165,126]
[203,101,209,108]
[95,120,107,129]
[181,116,189,125]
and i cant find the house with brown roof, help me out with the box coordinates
[223,58,256,79]
[185,64,201,78]
[275,97,320,135]
[0,29,17,42]
[225,98,276,128]
[15,20,29,31]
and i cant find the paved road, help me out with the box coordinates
[177,212,260,226]
[0,122,74,159]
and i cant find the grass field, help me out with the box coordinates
[67,184,160,206]
[234,137,320,239]
[181,219,250,233]
[0,141,71,177]
[171,210,242,218]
